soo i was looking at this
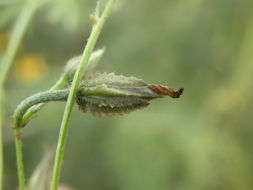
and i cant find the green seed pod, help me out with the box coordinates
[76,73,184,117]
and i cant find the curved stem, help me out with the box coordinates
[50,0,116,189]
[14,90,69,129]
[13,89,68,190]
[20,76,68,127]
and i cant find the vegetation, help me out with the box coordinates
[0,0,253,189]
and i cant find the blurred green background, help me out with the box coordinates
[1,0,253,189]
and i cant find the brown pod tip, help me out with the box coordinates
[148,85,184,98]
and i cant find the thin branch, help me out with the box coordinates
[50,0,116,190]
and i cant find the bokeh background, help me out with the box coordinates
[1,0,253,189]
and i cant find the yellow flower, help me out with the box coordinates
[14,53,47,84]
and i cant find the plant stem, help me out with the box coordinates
[13,89,68,190]
[50,0,116,189]
[14,90,69,129]
[0,0,40,189]
[20,76,68,127]
[14,129,25,190]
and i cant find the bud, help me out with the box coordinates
[76,73,184,117]
[62,48,105,86]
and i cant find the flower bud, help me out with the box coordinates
[62,48,105,86]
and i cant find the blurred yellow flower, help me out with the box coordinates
[14,53,47,84]
[0,32,10,52]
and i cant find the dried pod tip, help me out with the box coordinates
[148,85,184,98]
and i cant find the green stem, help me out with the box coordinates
[20,76,68,127]
[0,0,41,189]
[14,129,25,190]
[95,0,101,17]
[50,0,116,189]
[13,89,69,190]
[14,90,69,129]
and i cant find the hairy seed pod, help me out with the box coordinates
[76,73,184,117]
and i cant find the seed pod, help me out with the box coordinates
[76,73,184,117]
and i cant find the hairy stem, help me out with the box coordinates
[14,90,69,129]
[13,89,68,190]
[20,76,68,127]
[0,0,41,189]
[50,0,116,189]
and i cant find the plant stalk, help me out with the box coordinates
[50,0,116,189]
[13,89,69,190]
[14,129,25,190]
[0,0,40,189]
[14,90,69,129]
[20,76,68,128]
